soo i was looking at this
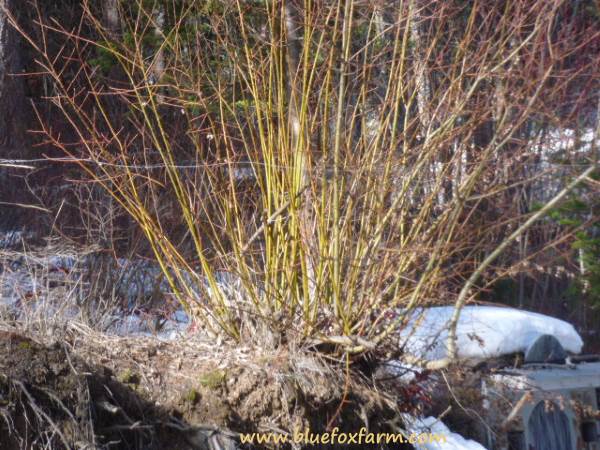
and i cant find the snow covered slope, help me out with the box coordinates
[400,306,583,361]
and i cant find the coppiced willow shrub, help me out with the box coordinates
[7,0,600,352]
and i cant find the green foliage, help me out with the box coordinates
[549,169,600,307]
[198,369,226,389]
[17,341,31,351]
[572,232,600,306]
[118,369,140,385]
[89,41,118,74]
[201,0,225,16]
[185,388,199,403]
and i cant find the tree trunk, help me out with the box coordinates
[284,2,316,299]
[0,0,32,230]
[409,1,432,138]
[362,3,390,146]
[0,0,27,150]
[102,0,121,38]
[284,3,302,150]
[151,5,165,103]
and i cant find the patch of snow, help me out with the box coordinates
[403,415,487,450]
[46,255,78,270]
[400,306,583,362]
[0,234,244,340]
[172,308,190,324]
[382,361,425,383]
[0,230,26,249]
[104,306,191,340]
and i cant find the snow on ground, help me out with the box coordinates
[0,231,253,341]
[381,361,426,383]
[0,230,28,248]
[0,232,206,339]
[403,415,487,450]
[104,307,190,339]
[400,306,583,362]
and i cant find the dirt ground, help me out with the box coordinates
[0,327,412,449]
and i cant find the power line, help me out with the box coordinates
[0,156,592,172]
[0,157,258,170]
